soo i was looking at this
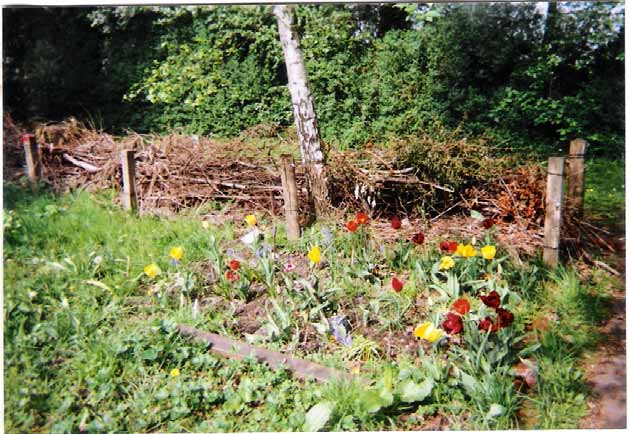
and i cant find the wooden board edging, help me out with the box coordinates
[176,323,356,384]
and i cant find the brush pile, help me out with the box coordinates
[5,117,310,215]
[463,166,547,229]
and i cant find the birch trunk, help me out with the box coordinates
[273,4,331,216]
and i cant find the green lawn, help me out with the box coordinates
[2,179,619,432]
[584,158,625,230]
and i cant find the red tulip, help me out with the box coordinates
[480,290,501,309]
[346,220,358,233]
[226,271,239,282]
[391,216,402,230]
[411,232,425,245]
[442,312,463,335]
[478,316,495,333]
[229,260,240,271]
[440,241,459,253]
[452,298,471,315]
[391,277,404,292]
[482,218,495,229]
[356,213,369,225]
[495,307,514,329]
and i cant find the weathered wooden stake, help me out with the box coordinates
[543,157,566,267]
[279,154,301,241]
[120,150,138,213]
[22,134,42,182]
[566,138,588,219]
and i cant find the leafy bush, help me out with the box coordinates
[5,3,623,156]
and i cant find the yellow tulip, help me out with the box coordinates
[308,246,321,264]
[201,221,210,229]
[143,263,161,279]
[439,256,455,271]
[481,245,496,260]
[170,368,180,378]
[169,246,184,261]
[245,214,257,226]
[413,322,444,343]
[455,244,476,258]
[455,244,465,256]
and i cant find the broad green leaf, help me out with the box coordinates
[141,349,158,360]
[378,387,394,407]
[361,390,384,413]
[303,401,335,432]
[487,403,505,418]
[399,378,434,403]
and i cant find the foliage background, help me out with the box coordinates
[3,3,625,156]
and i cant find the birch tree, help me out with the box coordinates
[273,4,331,216]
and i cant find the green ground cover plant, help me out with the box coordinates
[2,179,620,432]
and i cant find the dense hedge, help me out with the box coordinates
[4,3,625,156]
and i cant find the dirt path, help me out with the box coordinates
[579,275,626,429]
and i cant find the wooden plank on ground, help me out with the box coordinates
[176,323,355,383]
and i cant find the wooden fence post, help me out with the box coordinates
[566,138,588,219]
[121,150,138,213]
[22,134,42,182]
[279,154,300,241]
[543,157,566,267]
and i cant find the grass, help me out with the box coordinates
[583,157,625,229]
[3,179,620,432]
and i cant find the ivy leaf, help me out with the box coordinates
[303,401,335,432]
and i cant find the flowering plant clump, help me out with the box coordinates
[476,291,515,333]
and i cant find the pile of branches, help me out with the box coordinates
[5,118,537,221]
[463,166,547,229]
[6,118,309,215]
[327,133,521,219]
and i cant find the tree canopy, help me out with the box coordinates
[3,2,624,156]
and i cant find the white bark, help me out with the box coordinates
[273,4,330,216]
